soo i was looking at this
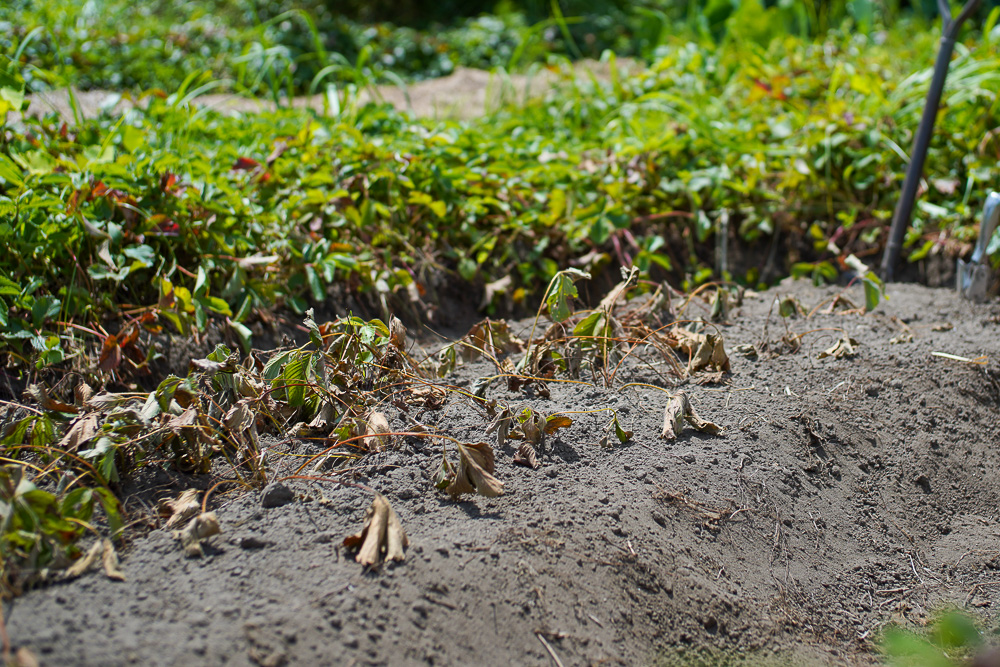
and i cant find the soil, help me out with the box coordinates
[6,280,1000,666]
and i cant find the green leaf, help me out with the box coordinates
[546,269,590,323]
[229,320,252,354]
[306,265,324,302]
[862,278,880,313]
[282,351,311,408]
[193,266,208,298]
[573,311,602,338]
[303,309,323,349]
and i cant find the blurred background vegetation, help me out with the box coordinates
[4,0,1000,94]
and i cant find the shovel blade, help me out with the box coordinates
[957,259,995,302]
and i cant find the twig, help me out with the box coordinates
[965,581,1000,607]
[536,632,564,667]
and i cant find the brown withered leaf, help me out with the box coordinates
[544,414,573,435]
[486,404,512,448]
[513,442,538,468]
[406,384,447,410]
[670,329,731,375]
[58,414,99,451]
[63,540,103,579]
[519,409,545,446]
[818,336,859,360]
[159,489,201,529]
[74,382,94,407]
[25,384,77,414]
[389,316,407,350]
[363,412,392,452]
[102,539,125,581]
[342,493,408,568]
[174,512,221,557]
[661,394,687,441]
[223,400,255,432]
[661,392,721,440]
[446,441,504,499]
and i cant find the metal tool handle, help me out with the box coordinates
[880,0,983,282]
[970,191,1000,265]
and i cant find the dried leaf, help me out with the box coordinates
[446,441,504,498]
[308,400,337,430]
[58,414,99,451]
[101,539,125,581]
[600,411,633,447]
[223,400,255,432]
[671,329,731,375]
[486,405,512,449]
[661,394,688,441]
[661,392,721,440]
[543,414,573,435]
[685,405,721,435]
[74,382,94,407]
[25,384,77,414]
[342,493,408,567]
[406,384,447,410]
[83,392,127,412]
[519,409,545,446]
[818,336,859,360]
[513,442,538,468]
[174,511,221,557]
[389,316,407,350]
[160,489,201,529]
[363,412,391,452]
[63,540,103,579]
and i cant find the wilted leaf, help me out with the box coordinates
[661,392,721,440]
[518,408,545,446]
[224,400,255,432]
[544,414,573,435]
[74,382,94,407]
[513,442,538,468]
[159,489,201,529]
[363,412,391,452]
[599,411,633,447]
[710,289,729,322]
[173,511,220,557]
[25,384,77,414]
[818,336,859,360]
[671,329,731,375]
[58,414,99,451]
[486,405,512,448]
[342,493,408,567]
[433,454,456,490]
[389,316,407,350]
[406,384,447,410]
[445,441,504,498]
[102,539,125,581]
[546,269,590,322]
[661,394,687,441]
[63,540,103,579]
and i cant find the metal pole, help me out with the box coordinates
[880,0,982,282]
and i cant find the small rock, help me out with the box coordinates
[239,536,272,550]
[261,482,294,508]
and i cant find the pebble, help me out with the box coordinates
[260,482,294,508]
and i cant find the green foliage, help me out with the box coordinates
[882,610,988,666]
[0,464,122,596]
[0,18,998,372]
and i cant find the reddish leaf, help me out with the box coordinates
[232,156,261,171]
[99,335,122,373]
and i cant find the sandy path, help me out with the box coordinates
[23,60,639,122]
